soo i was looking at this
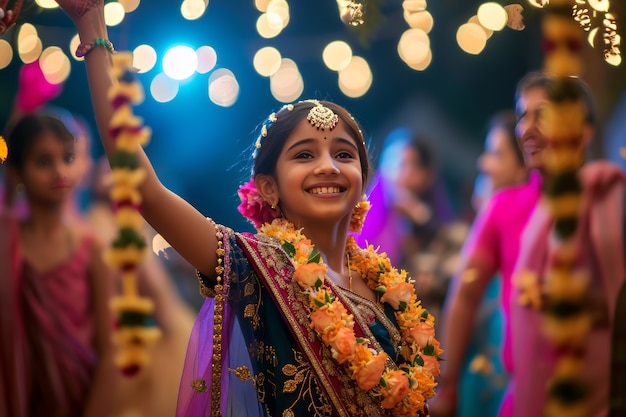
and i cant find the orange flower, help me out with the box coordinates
[380,282,414,310]
[330,327,357,364]
[406,322,435,348]
[380,370,410,409]
[309,301,348,334]
[355,351,388,390]
[421,354,440,377]
[293,262,327,289]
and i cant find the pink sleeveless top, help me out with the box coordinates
[0,219,98,417]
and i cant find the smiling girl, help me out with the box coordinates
[52,0,442,415]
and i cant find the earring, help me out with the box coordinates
[270,202,278,210]
[349,195,371,233]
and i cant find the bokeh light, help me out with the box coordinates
[338,55,372,98]
[468,15,494,39]
[256,13,283,38]
[118,0,141,12]
[104,2,126,26]
[162,45,198,80]
[270,58,304,102]
[404,10,433,33]
[40,46,71,84]
[209,68,239,107]
[196,45,217,74]
[18,26,43,64]
[398,28,430,66]
[150,73,179,103]
[477,2,507,31]
[181,0,207,20]
[323,40,353,71]
[0,39,13,69]
[253,46,282,77]
[133,44,157,73]
[457,22,488,54]
[35,0,59,9]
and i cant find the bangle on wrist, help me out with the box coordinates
[75,37,114,58]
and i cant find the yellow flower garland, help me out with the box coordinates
[106,52,161,376]
[258,218,441,416]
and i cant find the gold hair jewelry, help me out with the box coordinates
[253,108,292,159]
[307,101,339,131]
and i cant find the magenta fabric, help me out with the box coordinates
[508,161,625,417]
[0,219,98,417]
[462,170,542,376]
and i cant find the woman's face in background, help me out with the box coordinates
[395,146,433,197]
[478,125,527,192]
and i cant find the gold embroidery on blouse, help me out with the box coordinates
[279,349,333,416]
[244,282,255,297]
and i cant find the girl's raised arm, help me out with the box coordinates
[55,0,219,278]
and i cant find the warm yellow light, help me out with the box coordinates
[255,0,271,12]
[406,49,432,71]
[605,52,621,66]
[181,0,206,20]
[267,0,290,29]
[322,40,352,71]
[587,27,598,47]
[253,46,282,77]
[0,39,13,69]
[398,28,430,64]
[477,2,507,31]
[35,0,59,9]
[104,2,126,26]
[338,56,372,98]
[457,22,487,55]
[19,37,43,64]
[133,44,157,73]
[18,23,38,41]
[404,10,433,33]
[118,0,141,12]
[70,34,83,61]
[256,13,282,38]
[270,58,304,103]
[587,0,609,12]
[40,46,71,84]
[468,15,493,39]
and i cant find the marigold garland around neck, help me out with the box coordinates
[105,52,161,376]
[257,217,442,416]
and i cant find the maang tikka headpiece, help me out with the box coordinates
[306,100,339,131]
[252,100,339,159]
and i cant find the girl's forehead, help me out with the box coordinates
[283,118,359,147]
[29,131,74,152]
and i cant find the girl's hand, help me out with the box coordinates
[54,0,102,23]
[0,0,22,37]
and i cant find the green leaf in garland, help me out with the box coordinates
[400,366,410,374]
[314,299,325,308]
[554,217,578,239]
[308,249,321,264]
[112,227,147,249]
[421,309,430,319]
[398,301,407,311]
[356,337,366,344]
[379,377,387,388]
[413,354,425,367]
[314,278,323,289]
[374,285,386,293]
[423,344,435,356]
[281,241,296,257]
[109,151,140,170]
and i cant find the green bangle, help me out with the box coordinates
[75,38,114,58]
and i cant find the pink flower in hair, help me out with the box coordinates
[237,178,281,229]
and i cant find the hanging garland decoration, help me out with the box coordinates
[529,0,621,66]
[105,52,161,376]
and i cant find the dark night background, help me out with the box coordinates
[1,0,625,231]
